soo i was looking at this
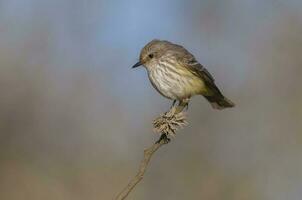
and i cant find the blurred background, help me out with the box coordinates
[0,0,302,199]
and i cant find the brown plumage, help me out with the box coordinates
[132,39,235,110]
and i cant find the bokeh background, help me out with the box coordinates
[0,0,302,199]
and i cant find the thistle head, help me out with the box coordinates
[153,106,188,136]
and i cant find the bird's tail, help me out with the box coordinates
[203,93,235,110]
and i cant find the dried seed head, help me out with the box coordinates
[153,107,188,136]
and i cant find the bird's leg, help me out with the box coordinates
[184,103,189,111]
[178,98,190,111]
[171,100,177,108]
[184,98,190,110]
[155,133,171,144]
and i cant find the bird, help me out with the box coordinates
[132,39,235,110]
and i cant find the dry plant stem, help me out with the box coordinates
[114,104,186,200]
[114,139,169,200]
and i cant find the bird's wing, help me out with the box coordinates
[183,55,228,97]
[175,49,215,83]
[187,58,215,82]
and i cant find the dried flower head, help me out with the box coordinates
[153,107,188,136]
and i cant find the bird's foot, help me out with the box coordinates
[184,102,189,111]
[170,100,177,109]
[179,98,190,111]
[155,133,171,144]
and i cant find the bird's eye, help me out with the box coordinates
[148,54,154,59]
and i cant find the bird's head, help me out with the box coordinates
[132,39,172,69]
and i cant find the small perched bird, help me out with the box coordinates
[132,39,235,110]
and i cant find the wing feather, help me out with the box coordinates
[172,46,215,83]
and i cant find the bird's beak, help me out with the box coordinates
[132,61,142,68]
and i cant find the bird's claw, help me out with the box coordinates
[184,103,189,111]
[170,100,177,108]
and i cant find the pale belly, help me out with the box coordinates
[148,67,206,100]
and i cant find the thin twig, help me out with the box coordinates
[114,104,186,200]
[114,139,169,200]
